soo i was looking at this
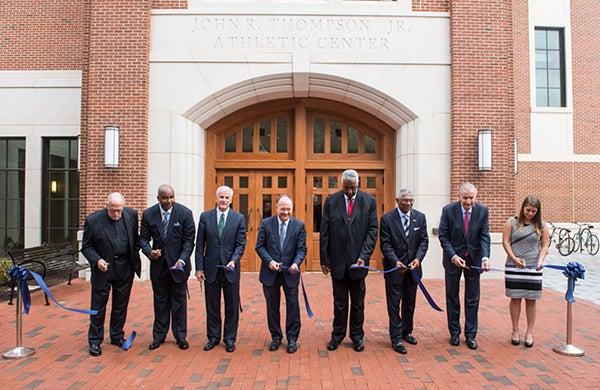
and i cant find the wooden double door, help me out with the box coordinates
[216,169,384,272]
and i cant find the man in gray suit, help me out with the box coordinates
[81,192,141,357]
[195,185,247,353]
[439,182,490,350]
[380,189,429,354]
[320,169,378,352]
[139,184,195,351]
[256,194,307,354]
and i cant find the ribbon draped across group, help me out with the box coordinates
[350,264,444,311]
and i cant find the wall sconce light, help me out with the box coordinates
[51,180,58,193]
[478,129,492,171]
[104,125,119,168]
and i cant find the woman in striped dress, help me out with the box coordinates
[502,196,549,348]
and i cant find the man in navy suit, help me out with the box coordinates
[195,185,247,353]
[439,182,490,350]
[256,194,307,354]
[380,189,429,354]
[139,185,195,351]
[320,169,378,352]
[82,192,141,357]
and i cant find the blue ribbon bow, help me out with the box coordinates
[8,264,98,315]
[544,262,585,303]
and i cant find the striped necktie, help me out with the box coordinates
[162,211,169,238]
[218,213,225,238]
[402,214,410,238]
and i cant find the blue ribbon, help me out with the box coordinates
[121,331,137,351]
[170,265,185,272]
[280,265,314,318]
[8,264,98,315]
[350,264,443,312]
[472,261,586,303]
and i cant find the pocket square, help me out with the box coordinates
[174,222,181,227]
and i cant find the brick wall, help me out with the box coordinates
[412,0,448,12]
[0,0,84,69]
[449,0,515,232]
[152,0,188,9]
[79,1,151,220]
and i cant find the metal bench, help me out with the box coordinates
[8,242,89,306]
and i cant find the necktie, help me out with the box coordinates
[218,213,225,238]
[464,211,470,235]
[347,197,354,222]
[279,222,286,250]
[403,214,410,238]
[162,211,169,238]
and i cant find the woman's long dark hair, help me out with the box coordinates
[517,196,543,236]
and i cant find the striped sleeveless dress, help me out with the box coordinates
[504,217,544,300]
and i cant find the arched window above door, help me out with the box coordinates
[221,113,292,159]
[309,114,382,160]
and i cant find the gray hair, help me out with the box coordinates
[458,182,477,196]
[216,185,234,197]
[106,192,125,206]
[342,169,359,184]
[397,188,413,198]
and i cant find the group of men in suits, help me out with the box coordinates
[81,175,490,357]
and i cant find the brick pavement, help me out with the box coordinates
[1,269,598,389]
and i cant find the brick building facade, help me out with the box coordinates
[1,0,597,278]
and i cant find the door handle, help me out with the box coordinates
[247,208,253,231]
[257,207,263,223]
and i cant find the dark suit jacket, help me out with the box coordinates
[319,189,378,280]
[380,208,429,284]
[139,202,196,284]
[195,208,247,284]
[438,201,491,272]
[81,207,141,284]
[256,216,307,288]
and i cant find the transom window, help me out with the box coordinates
[309,115,380,159]
[223,115,290,156]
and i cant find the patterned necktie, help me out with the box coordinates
[347,197,354,222]
[403,214,410,238]
[218,213,225,238]
[162,211,169,238]
[279,222,286,250]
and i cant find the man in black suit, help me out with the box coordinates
[139,184,195,351]
[82,192,141,357]
[380,189,429,354]
[439,182,490,350]
[195,185,247,353]
[320,169,378,352]
[256,194,307,354]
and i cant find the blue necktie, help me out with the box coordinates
[162,211,169,238]
[279,222,286,250]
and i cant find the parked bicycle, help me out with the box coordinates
[571,222,600,256]
[547,222,575,256]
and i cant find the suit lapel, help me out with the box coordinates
[101,210,118,251]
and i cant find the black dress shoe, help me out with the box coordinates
[450,335,460,346]
[524,336,534,348]
[177,339,189,350]
[269,340,281,351]
[225,342,236,352]
[466,337,478,350]
[326,340,340,351]
[287,341,298,354]
[110,337,126,348]
[89,343,102,356]
[392,342,407,354]
[353,340,364,352]
[203,339,218,351]
[403,334,418,345]
[149,340,161,350]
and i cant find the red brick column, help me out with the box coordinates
[79,1,151,218]
[449,0,515,231]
